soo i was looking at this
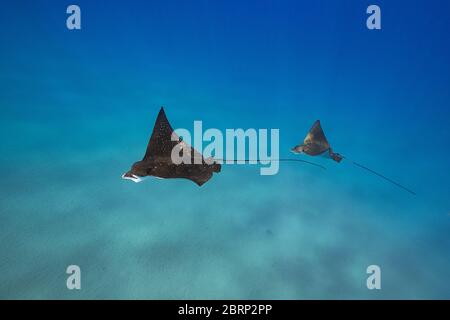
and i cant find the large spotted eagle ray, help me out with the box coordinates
[291,120,416,195]
[122,107,221,186]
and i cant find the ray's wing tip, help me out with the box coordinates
[312,119,321,127]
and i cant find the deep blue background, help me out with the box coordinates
[0,1,449,298]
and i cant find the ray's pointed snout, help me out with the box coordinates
[122,171,144,183]
[291,145,303,154]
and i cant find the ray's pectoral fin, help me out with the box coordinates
[178,160,222,187]
[143,107,179,160]
[304,120,330,150]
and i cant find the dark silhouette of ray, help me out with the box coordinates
[292,120,343,162]
[292,120,416,195]
[122,107,221,186]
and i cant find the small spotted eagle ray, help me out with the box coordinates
[291,120,416,195]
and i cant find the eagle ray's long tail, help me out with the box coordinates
[347,158,416,195]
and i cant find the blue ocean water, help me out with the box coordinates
[0,0,449,299]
